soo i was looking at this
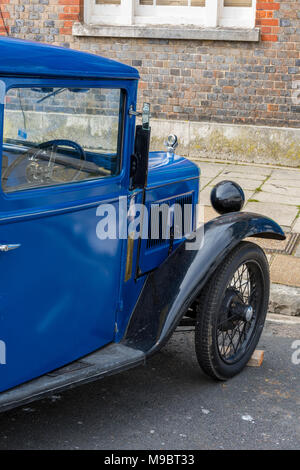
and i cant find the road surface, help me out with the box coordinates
[0,316,299,450]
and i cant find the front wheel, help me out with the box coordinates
[195,241,270,381]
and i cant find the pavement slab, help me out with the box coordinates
[220,164,273,177]
[267,178,300,189]
[199,186,213,206]
[220,170,271,181]
[270,254,300,287]
[192,161,225,178]
[254,191,300,207]
[200,177,214,189]
[243,202,298,228]
[212,176,264,191]
[270,168,300,180]
[293,218,300,234]
[261,183,300,199]
[218,166,272,181]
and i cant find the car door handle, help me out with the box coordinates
[0,244,21,252]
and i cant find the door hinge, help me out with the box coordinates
[129,105,142,118]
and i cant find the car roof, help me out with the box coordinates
[0,37,139,80]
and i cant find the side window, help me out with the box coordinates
[2,87,123,193]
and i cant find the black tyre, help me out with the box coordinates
[195,241,270,381]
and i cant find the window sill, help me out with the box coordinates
[72,22,260,42]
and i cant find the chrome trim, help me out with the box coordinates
[164,134,178,154]
[125,232,135,282]
[0,243,21,252]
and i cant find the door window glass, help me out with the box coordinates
[2,87,123,193]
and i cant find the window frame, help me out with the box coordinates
[135,0,206,27]
[85,0,256,29]
[86,0,134,26]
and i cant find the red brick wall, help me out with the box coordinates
[59,0,83,36]
[256,1,280,42]
[2,1,300,128]
[0,0,10,36]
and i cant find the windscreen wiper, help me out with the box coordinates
[37,88,66,104]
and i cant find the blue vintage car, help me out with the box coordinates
[0,37,285,412]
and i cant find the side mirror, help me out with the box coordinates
[130,124,151,190]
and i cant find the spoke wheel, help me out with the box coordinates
[195,242,269,381]
[217,261,261,364]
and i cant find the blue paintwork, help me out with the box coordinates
[114,190,145,342]
[137,152,200,273]
[148,151,200,188]
[0,37,139,80]
[0,205,123,391]
[140,180,199,274]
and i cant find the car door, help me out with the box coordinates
[0,80,130,392]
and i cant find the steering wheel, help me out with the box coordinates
[37,139,86,162]
[2,139,86,190]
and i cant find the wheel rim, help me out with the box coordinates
[216,260,263,365]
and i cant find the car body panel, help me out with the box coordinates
[0,343,145,413]
[139,181,199,274]
[0,201,123,392]
[0,37,139,80]
[136,152,200,273]
[147,151,200,189]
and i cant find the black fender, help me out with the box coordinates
[123,212,285,355]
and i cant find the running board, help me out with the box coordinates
[0,344,145,413]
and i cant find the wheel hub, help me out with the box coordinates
[244,305,254,322]
[220,288,253,330]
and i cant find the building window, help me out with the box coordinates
[85,0,256,28]
[222,0,255,28]
[136,0,206,26]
